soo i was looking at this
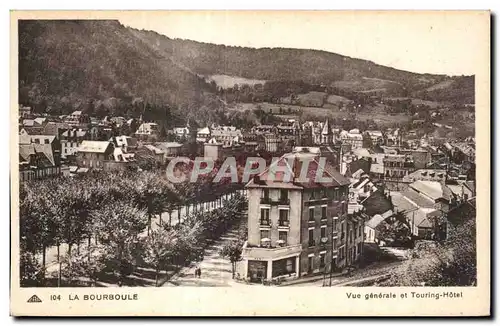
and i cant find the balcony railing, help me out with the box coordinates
[260,197,290,205]
[308,240,316,247]
[278,220,290,227]
[260,197,271,205]
[276,198,290,205]
[259,219,271,227]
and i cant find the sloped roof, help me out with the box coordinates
[156,142,183,150]
[19,144,35,161]
[78,141,112,153]
[401,189,435,208]
[20,134,56,145]
[246,152,350,189]
[366,214,387,229]
[144,144,164,155]
[391,191,419,212]
[197,127,211,134]
[361,190,393,217]
[62,129,87,138]
[21,127,44,135]
[22,119,35,127]
[412,208,437,228]
[410,180,452,201]
[370,162,384,174]
[34,117,47,125]
[33,143,56,166]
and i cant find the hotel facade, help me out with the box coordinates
[239,149,352,283]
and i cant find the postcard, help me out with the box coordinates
[10,10,490,316]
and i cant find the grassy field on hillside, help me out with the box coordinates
[208,74,266,89]
[231,102,411,126]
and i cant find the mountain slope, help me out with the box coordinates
[18,20,212,115]
[130,27,464,97]
[18,20,474,119]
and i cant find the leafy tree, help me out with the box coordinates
[20,251,43,287]
[134,173,168,235]
[62,244,107,287]
[142,228,177,286]
[93,201,147,287]
[219,240,244,279]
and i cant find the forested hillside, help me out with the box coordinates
[18,20,217,119]
[18,20,475,123]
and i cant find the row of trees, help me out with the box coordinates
[20,170,246,287]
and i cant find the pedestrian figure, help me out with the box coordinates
[198,267,202,278]
[194,267,199,278]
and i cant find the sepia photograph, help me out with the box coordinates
[10,10,490,316]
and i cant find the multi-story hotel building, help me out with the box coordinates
[239,148,351,283]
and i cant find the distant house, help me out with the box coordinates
[251,125,277,135]
[364,212,392,244]
[155,142,185,158]
[60,129,88,159]
[173,127,190,141]
[383,154,415,180]
[196,127,211,143]
[210,126,243,146]
[400,149,431,169]
[111,135,138,152]
[110,116,127,127]
[22,119,35,127]
[340,130,363,149]
[365,130,384,146]
[136,144,165,165]
[65,111,90,126]
[19,134,62,182]
[264,133,280,153]
[76,140,114,170]
[390,180,458,240]
[135,123,160,140]
[19,105,31,118]
[402,169,447,183]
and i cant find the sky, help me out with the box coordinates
[118,11,489,76]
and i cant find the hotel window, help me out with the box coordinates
[278,231,288,246]
[280,189,288,201]
[321,206,327,220]
[260,208,270,223]
[262,189,269,199]
[309,207,315,221]
[320,226,326,238]
[260,230,270,241]
[349,230,354,244]
[333,218,338,230]
[279,209,289,225]
[308,229,315,247]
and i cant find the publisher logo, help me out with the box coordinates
[27,295,42,303]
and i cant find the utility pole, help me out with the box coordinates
[329,228,334,287]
